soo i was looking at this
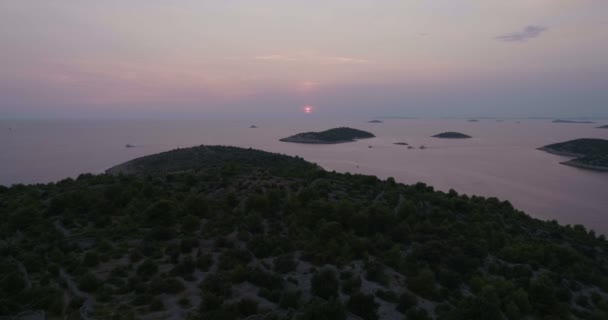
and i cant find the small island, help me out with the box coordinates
[597,125,608,129]
[393,142,409,146]
[250,125,258,128]
[368,120,383,123]
[432,132,472,139]
[468,119,479,122]
[280,127,375,144]
[539,138,608,171]
[552,119,595,124]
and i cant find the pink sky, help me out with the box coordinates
[1,0,607,118]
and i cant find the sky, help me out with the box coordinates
[1,0,607,119]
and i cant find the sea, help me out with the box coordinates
[1,118,607,233]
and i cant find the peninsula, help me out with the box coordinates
[2,145,607,319]
[539,138,608,171]
[280,127,375,144]
[432,132,472,139]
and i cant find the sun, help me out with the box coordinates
[303,105,313,114]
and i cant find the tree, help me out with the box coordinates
[311,268,339,299]
[347,292,379,320]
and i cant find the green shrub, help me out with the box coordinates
[137,259,158,278]
[78,272,101,292]
[311,268,339,299]
[347,292,379,320]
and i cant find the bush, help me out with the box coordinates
[364,260,389,285]
[279,290,301,309]
[297,298,346,320]
[405,307,431,320]
[236,298,259,316]
[248,267,283,290]
[149,277,185,294]
[375,289,399,303]
[149,297,164,311]
[137,259,158,278]
[78,272,101,292]
[82,251,100,267]
[197,253,214,271]
[274,254,297,273]
[408,269,437,299]
[347,292,379,320]
[397,291,418,312]
[311,268,339,299]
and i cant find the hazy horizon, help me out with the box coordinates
[1,0,607,119]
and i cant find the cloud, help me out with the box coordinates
[253,53,371,65]
[496,25,547,42]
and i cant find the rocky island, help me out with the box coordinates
[552,119,595,124]
[539,138,608,171]
[368,120,383,123]
[432,132,472,139]
[393,142,409,146]
[597,125,608,129]
[2,145,608,319]
[280,127,375,144]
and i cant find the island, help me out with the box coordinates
[393,142,409,146]
[552,119,595,124]
[280,127,375,144]
[597,125,608,129]
[539,138,608,171]
[250,125,258,128]
[368,120,383,123]
[432,132,472,139]
[2,145,608,319]
[467,119,479,122]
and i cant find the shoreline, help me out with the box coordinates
[561,160,608,172]
[538,147,608,171]
[279,137,372,144]
[536,147,583,157]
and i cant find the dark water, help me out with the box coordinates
[1,118,607,233]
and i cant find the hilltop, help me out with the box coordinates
[280,127,375,144]
[539,138,608,171]
[2,146,608,319]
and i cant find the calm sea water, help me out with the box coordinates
[1,118,607,233]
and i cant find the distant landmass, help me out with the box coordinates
[552,119,595,124]
[467,119,479,122]
[280,127,375,144]
[368,120,383,123]
[3,145,608,319]
[393,142,409,146]
[432,132,472,139]
[597,125,608,129]
[539,138,608,171]
[250,125,258,128]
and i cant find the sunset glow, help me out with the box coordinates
[304,106,313,114]
[0,1,607,118]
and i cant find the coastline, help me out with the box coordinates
[536,147,583,157]
[538,147,608,171]
[279,137,372,144]
[561,160,608,172]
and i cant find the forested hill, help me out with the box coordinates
[106,145,319,177]
[2,146,608,319]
